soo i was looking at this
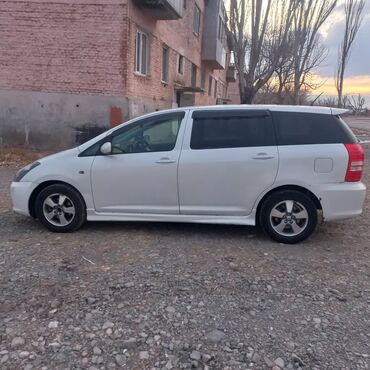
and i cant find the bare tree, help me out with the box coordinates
[229,0,295,104]
[291,0,337,105]
[336,0,365,107]
[342,94,351,108]
[348,94,366,114]
[229,0,248,103]
[274,35,295,103]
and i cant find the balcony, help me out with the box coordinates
[134,0,184,20]
[202,37,227,70]
[201,0,227,69]
[227,65,237,82]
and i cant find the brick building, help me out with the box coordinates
[0,0,235,149]
[227,71,241,105]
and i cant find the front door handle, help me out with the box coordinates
[156,157,176,164]
[252,153,275,160]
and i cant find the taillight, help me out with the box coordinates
[345,143,365,182]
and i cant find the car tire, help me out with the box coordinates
[35,184,86,232]
[259,190,318,244]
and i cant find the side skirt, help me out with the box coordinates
[86,209,256,226]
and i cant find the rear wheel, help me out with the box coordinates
[35,184,86,232]
[259,190,318,244]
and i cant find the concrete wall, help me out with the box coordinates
[0,90,129,150]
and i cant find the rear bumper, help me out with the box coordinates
[10,181,36,216]
[317,182,366,221]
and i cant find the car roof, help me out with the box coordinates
[148,104,348,116]
[187,104,348,116]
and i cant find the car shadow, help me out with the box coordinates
[82,220,262,239]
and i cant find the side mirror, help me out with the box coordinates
[100,142,112,155]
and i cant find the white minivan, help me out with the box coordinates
[11,105,366,243]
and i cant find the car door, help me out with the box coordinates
[90,111,187,214]
[178,109,278,216]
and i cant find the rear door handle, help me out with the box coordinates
[156,157,176,164]
[252,153,275,160]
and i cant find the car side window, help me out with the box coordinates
[111,115,183,154]
[190,113,275,150]
[273,112,351,145]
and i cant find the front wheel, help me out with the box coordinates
[259,190,318,244]
[35,184,86,232]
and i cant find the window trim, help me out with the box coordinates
[193,3,201,36]
[135,29,149,76]
[192,110,269,119]
[178,54,184,75]
[162,45,170,83]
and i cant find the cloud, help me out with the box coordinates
[317,1,370,78]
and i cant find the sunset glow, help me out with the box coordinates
[315,75,370,95]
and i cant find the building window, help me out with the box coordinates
[218,16,225,42]
[217,81,225,100]
[183,0,187,9]
[135,29,148,75]
[162,46,169,83]
[208,76,213,96]
[214,80,217,98]
[178,54,184,75]
[191,64,197,87]
[193,4,201,36]
[201,70,206,90]
[222,83,227,99]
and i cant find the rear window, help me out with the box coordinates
[273,112,357,145]
[190,113,275,150]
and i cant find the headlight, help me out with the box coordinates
[14,161,41,182]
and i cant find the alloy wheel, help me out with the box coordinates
[269,200,309,237]
[42,193,76,227]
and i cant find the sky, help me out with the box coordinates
[313,0,370,97]
[224,0,370,100]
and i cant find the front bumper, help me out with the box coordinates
[10,181,37,216]
[318,182,366,221]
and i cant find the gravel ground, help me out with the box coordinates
[0,147,370,370]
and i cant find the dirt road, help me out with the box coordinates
[0,148,369,369]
